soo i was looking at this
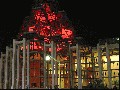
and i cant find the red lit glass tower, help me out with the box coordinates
[18,0,74,88]
[19,0,74,54]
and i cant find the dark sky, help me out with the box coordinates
[0,0,119,52]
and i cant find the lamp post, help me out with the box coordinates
[45,55,60,89]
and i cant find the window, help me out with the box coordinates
[97,72,98,76]
[114,72,115,75]
[96,59,97,62]
[105,72,106,76]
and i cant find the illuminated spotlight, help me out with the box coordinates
[46,55,51,61]
[117,38,119,40]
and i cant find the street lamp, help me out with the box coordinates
[46,55,51,61]
[45,55,61,89]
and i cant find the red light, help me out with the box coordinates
[62,28,73,39]
[21,1,74,52]
[48,12,56,22]
[29,26,35,32]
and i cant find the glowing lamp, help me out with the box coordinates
[46,55,51,61]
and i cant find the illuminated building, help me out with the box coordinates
[0,38,119,89]
[0,0,119,89]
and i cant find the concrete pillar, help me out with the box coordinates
[44,42,47,88]
[105,42,112,89]
[22,38,26,89]
[8,49,12,88]
[0,52,3,89]
[91,47,95,81]
[54,43,58,87]
[11,39,16,89]
[4,46,9,89]
[51,41,55,89]
[27,41,30,89]
[85,55,87,83]
[58,59,61,89]
[16,46,20,89]
[69,44,73,88]
[97,44,102,80]
[76,44,82,89]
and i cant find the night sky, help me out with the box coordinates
[0,0,119,52]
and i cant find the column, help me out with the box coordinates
[76,44,82,89]
[4,46,9,89]
[105,42,112,89]
[54,43,58,87]
[44,42,47,88]
[16,46,20,89]
[91,47,95,81]
[69,44,73,88]
[8,49,12,88]
[11,39,16,89]
[97,44,102,80]
[22,38,26,89]
[0,52,3,89]
[51,41,55,89]
[27,41,30,89]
